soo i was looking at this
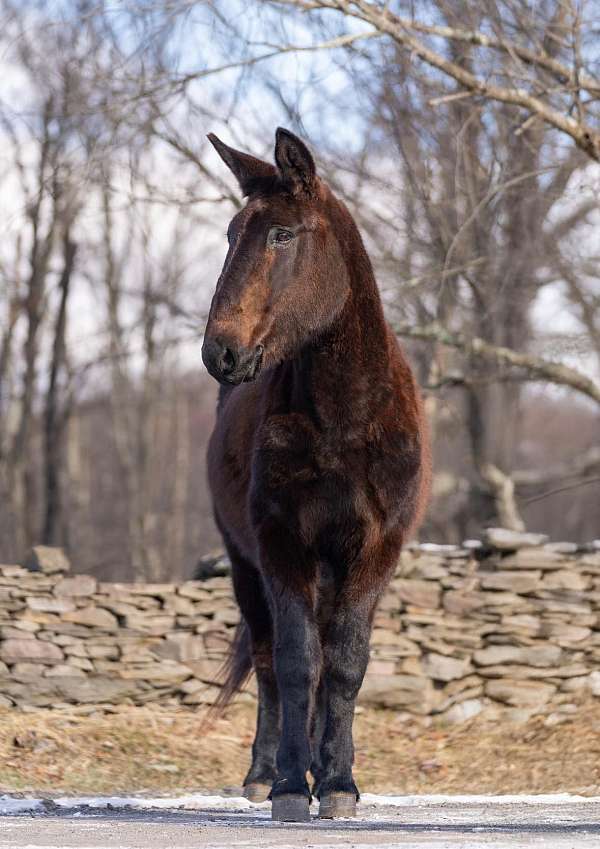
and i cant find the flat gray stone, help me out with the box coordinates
[1,622,39,637]
[0,638,64,664]
[474,645,562,667]
[87,644,120,660]
[484,528,548,550]
[44,664,87,678]
[441,697,485,724]
[360,673,440,711]
[26,596,76,614]
[20,675,143,704]
[422,652,473,682]
[183,659,225,683]
[101,582,176,596]
[395,579,441,609]
[62,607,119,630]
[182,684,221,705]
[118,661,191,682]
[214,608,240,625]
[544,542,579,554]
[478,664,588,680]
[479,570,540,593]
[24,546,70,574]
[10,662,46,681]
[161,595,197,616]
[123,614,175,635]
[0,564,27,577]
[542,570,590,592]
[539,622,592,642]
[54,575,97,597]
[501,549,566,569]
[485,678,556,706]
[153,634,205,662]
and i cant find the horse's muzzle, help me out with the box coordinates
[202,337,263,385]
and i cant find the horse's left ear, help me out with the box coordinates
[207,133,276,196]
[274,127,316,196]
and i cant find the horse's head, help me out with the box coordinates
[202,128,350,385]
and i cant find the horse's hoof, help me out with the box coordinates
[243,782,271,803]
[271,793,311,822]
[318,792,357,818]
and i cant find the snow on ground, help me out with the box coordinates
[0,796,44,814]
[1,791,596,815]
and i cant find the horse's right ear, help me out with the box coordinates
[207,134,276,196]
[274,127,316,196]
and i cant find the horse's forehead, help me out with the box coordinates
[228,199,268,232]
[246,194,315,223]
[230,203,260,228]
[230,195,323,236]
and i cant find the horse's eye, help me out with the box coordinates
[269,227,294,246]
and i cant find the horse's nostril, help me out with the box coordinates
[220,347,236,374]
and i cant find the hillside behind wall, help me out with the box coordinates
[1,530,600,721]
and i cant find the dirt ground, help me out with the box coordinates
[2,698,600,797]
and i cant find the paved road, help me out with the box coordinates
[2,795,600,848]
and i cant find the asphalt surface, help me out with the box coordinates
[2,795,600,848]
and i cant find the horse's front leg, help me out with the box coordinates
[309,678,327,788]
[315,599,371,817]
[259,520,321,822]
[317,545,398,818]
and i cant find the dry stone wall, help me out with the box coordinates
[2,531,600,721]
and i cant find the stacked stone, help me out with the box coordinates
[1,532,600,719]
[0,547,239,709]
[362,529,600,721]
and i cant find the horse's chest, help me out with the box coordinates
[256,415,362,490]
[252,415,377,540]
[252,412,421,545]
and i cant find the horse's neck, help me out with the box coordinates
[291,268,391,430]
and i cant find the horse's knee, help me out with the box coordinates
[275,643,320,695]
[323,618,370,698]
[326,658,365,700]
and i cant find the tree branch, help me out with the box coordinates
[270,0,600,160]
[514,445,600,488]
[393,321,600,405]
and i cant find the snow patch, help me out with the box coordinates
[2,791,598,818]
[0,796,42,814]
[53,793,270,811]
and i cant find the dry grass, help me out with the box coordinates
[2,699,600,797]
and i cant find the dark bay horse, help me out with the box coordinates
[202,128,430,822]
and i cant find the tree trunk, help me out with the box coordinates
[43,232,76,545]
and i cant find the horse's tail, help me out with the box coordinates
[210,619,253,716]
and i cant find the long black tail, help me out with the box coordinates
[210,619,253,715]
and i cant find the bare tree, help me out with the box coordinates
[74,0,600,543]
[1,0,599,576]
[43,227,78,545]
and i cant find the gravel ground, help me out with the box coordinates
[2,794,600,848]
